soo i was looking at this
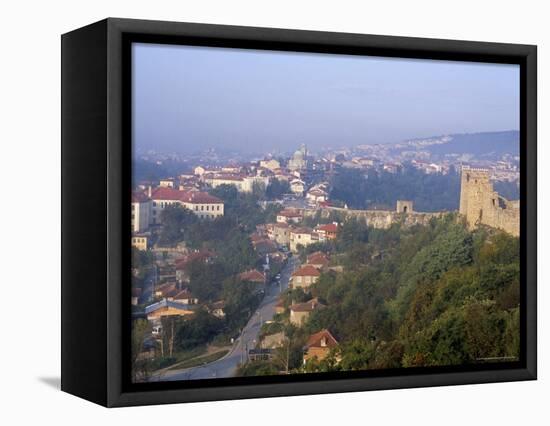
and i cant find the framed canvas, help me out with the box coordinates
[61,18,537,407]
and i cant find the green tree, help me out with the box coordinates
[174,309,224,350]
[158,204,198,246]
[131,319,151,382]
[266,179,291,200]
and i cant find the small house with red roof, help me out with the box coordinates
[315,222,339,240]
[290,264,321,289]
[276,209,303,224]
[289,227,320,253]
[303,329,339,363]
[289,298,325,326]
[306,251,330,269]
[238,269,266,284]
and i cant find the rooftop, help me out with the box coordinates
[292,265,321,277]
[238,269,265,283]
[306,329,339,348]
[307,252,330,266]
[150,187,223,204]
[316,223,338,233]
[145,299,193,314]
[290,298,325,312]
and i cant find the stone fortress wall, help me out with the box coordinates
[303,167,519,236]
[304,201,444,229]
[459,166,519,236]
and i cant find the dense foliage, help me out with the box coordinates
[304,215,520,370]
[265,178,291,200]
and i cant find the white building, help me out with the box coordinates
[131,192,151,232]
[203,173,269,193]
[306,188,327,204]
[290,178,306,195]
[289,227,320,252]
[150,187,224,223]
[288,144,309,171]
[159,178,175,188]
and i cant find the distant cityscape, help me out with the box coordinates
[135,131,520,185]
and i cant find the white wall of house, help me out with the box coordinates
[131,200,151,232]
[182,201,224,219]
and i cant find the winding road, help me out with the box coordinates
[151,256,299,381]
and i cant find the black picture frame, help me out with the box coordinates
[61,17,537,407]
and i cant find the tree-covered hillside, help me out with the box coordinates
[303,215,520,371]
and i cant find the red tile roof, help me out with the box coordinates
[317,223,338,233]
[238,269,265,283]
[290,298,325,312]
[150,187,223,204]
[292,265,321,278]
[307,252,329,266]
[306,329,338,348]
[180,191,223,204]
[291,226,315,234]
[150,187,185,201]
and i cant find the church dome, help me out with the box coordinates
[293,150,304,160]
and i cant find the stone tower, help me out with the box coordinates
[459,166,519,236]
[396,200,413,213]
[459,167,493,225]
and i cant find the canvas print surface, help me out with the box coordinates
[130,43,520,383]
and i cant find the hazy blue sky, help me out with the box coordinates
[132,42,519,154]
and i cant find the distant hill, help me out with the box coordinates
[425,130,519,158]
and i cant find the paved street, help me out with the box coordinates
[151,256,299,381]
